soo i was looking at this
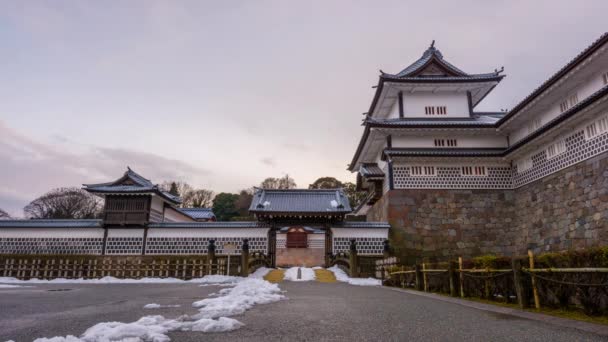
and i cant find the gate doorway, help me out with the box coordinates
[276,226,326,267]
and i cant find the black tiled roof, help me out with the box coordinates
[334,221,390,229]
[365,114,501,128]
[360,163,385,178]
[83,167,181,204]
[149,222,269,228]
[0,219,103,228]
[383,43,502,80]
[178,208,216,220]
[383,148,505,158]
[249,189,352,214]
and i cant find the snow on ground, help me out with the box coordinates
[328,266,381,286]
[0,284,26,288]
[0,275,243,285]
[143,304,181,309]
[33,276,285,341]
[283,267,315,281]
[191,278,285,319]
[248,267,272,279]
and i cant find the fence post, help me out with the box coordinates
[448,261,457,297]
[349,239,359,278]
[208,239,216,275]
[511,257,528,309]
[422,262,428,292]
[241,239,250,277]
[458,257,465,298]
[528,250,540,310]
[383,239,390,259]
[415,264,423,291]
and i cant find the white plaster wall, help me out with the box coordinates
[151,196,164,213]
[0,228,104,238]
[163,207,193,223]
[392,134,507,148]
[394,92,469,118]
[330,228,388,239]
[107,229,145,238]
[147,228,269,238]
[308,233,325,248]
[511,73,606,144]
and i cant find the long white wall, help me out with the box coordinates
[510,61,607,144]
[392,134,507,148]
[388,92,470,118]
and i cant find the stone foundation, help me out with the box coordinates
[369,152,608,260]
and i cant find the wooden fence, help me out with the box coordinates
[377,250,608,314]
[0,255,244,280]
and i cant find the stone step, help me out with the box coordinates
[264,269,285,283]
[314,269,337,283]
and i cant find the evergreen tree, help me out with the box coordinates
[212,193,240,221]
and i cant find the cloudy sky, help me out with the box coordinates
[1,1,606,217]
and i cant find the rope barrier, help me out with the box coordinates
[522,269,608,287]
[462,271,512,279]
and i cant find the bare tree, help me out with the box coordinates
[24,187,102,219]
[260,174,297,189]
[160,181,193,198]
[182,189,214,208]
[0,208,10,220]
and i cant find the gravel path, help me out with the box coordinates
[0,282,605,341]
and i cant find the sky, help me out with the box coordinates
[1,1,607,217]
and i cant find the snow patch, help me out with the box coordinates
[330,200,338,208]
[192,278,285,319]
[283,267,315,282]
[33,277,285,341]
[0,275,240,285]
[248,267,272,279]
[143,304,181,309]
[0,284,25,288]
[328,266,381,286]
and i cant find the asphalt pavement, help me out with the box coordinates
[0,282,605,342]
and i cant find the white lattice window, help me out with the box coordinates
[527,118,542,134]
[425,106,447,115]
[410,166,436,176]
[585,115,608,140]
[585,122,598,140]
[516,157,533,173]
[559,93,579,113]
[434,139,457,147]
[546,139,566,159]
[461,166,487,176]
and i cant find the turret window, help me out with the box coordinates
[559,93,579,113]
[410,166,436,176]
[425,106,447,115]
[585,114,608,140]
[546,139,566,159]
[461,166,487,176]
[434,139,457,147]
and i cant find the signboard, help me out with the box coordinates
[223,243,238,255]
[223,243,238,276]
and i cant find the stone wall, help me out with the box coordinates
[369,152,608,261]
[514,152,608,253]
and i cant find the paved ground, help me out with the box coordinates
[0,282,606,342]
